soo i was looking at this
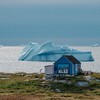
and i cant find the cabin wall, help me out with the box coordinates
[74,64,81,75]
[45,65,54,80]
[77,64,81,72]
[45,65,54,75]
[74,64,78,75]
[54,57,73,75]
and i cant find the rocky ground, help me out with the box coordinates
[0,72,100,100]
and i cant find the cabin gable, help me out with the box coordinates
[54,55,81,76]
[54,56,73,75]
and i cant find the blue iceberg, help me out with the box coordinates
[19,41,94,62]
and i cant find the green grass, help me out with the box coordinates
[91,73,100,79]
[0,73,47,94]
[0,73,100,96]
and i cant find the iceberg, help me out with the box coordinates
[91,44,99,47]
[19,41,94,62]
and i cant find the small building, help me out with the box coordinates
[54,55,81,76]
[45,65,54,80]
[45,55,81,79]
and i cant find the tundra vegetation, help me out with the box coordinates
[0,72,100,100]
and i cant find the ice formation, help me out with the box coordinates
[91,44,99,47]
[19,41,94,62]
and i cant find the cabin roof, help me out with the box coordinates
[63,55,81,64]
[45,65,54,67]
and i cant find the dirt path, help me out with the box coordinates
[0,94,100,100]
[0,95,42,100]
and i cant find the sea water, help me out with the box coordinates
[0,46,100,73]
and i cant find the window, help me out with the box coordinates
[58,64,69,74]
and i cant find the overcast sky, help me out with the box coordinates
[0,0,100,5]
[0,0,100,45]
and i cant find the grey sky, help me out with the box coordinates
[0,0,100,5]
[0,0,100,45]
